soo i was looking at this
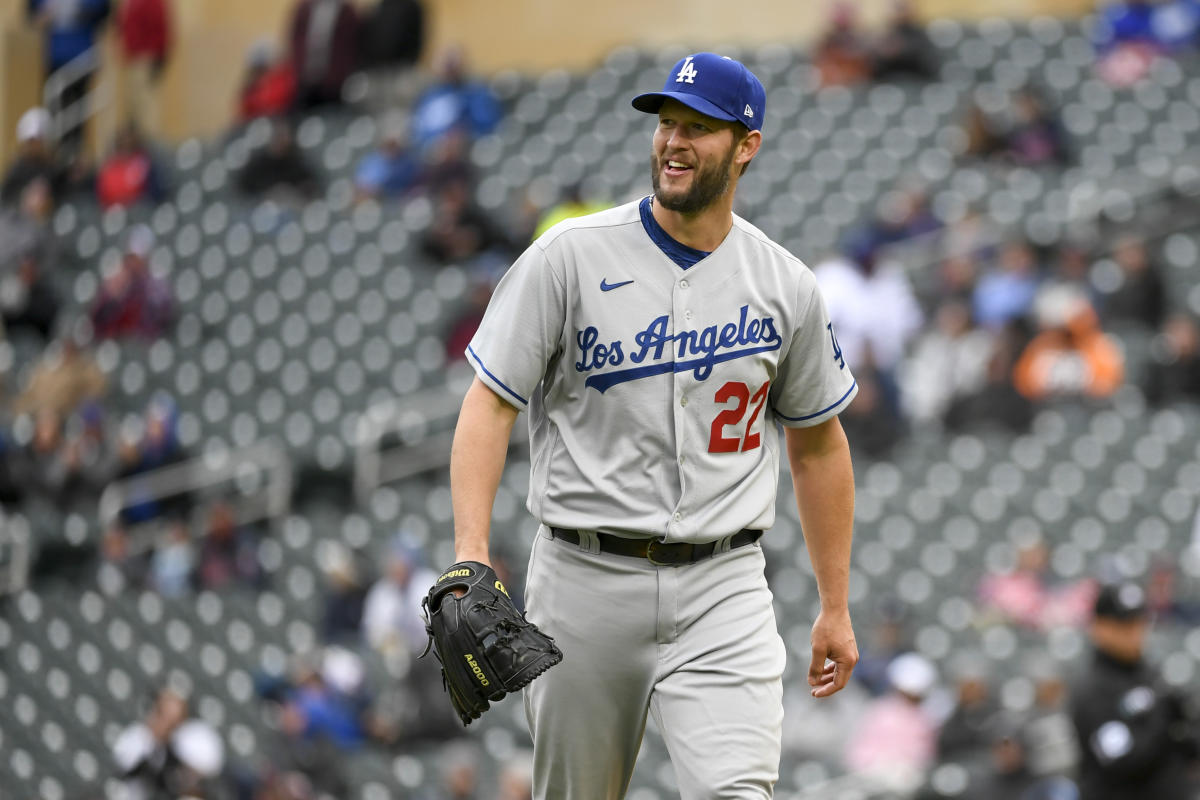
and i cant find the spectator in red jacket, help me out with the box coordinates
[95,123,166,208]
[238,41,297,123]
[117,0,170,136]
[90,224,174,339]
[289,0,359,110]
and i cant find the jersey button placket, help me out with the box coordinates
[670,277,691,537]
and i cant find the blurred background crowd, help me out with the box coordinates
[0,0,1199,798]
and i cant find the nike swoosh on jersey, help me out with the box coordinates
[600,278,634,292]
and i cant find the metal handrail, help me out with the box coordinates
[97,438,293,530]
[0,514,31,597]
[353,379,529,502]
[41,46,109,144]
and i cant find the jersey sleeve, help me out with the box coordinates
[466,243,565,410]
[770,276,858,427]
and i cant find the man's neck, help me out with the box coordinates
[650,194,735,252]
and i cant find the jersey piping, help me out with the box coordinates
[638,196,711,270]
[467,344,528,406]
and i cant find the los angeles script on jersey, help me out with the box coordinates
[574,305,781,393]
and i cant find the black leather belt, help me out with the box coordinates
[549,527,762,566]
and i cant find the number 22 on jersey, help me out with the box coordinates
[708,380,769,453]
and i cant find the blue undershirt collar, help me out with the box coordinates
[638,196,711,270]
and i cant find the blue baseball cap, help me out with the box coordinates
[632,53,766,132]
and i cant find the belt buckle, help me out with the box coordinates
[646,539,685,567]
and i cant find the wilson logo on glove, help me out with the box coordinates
[422,560,563,725]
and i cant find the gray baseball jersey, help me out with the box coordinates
[466,197,856,542]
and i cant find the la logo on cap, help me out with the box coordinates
[676,55,698,84]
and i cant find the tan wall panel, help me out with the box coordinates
[0,25,42,169]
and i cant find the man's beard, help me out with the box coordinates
[650,144,736,214]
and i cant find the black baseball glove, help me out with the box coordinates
[421,561,563,725]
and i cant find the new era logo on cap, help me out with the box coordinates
[631,52,766,132]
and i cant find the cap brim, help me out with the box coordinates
[631,91,738,123]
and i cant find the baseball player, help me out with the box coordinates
[450,52,859,799]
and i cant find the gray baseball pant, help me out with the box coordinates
[522,525,787,800]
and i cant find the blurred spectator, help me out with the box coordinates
[870,185,942,246]
[112,685,225,800]
[28,0,111,151]
[901,300,994,425]
[288,0,360,110]
[430,743,482,800]
[99,519,149,588]
[944,322,1035,433]
[443,278,494,363]
[194,501,265,592]
[532,184,610,240]
[362,537,436,661]
[1022,663,1080,779]
[91,224,174,339]
[1070,582,1200,800]
[963,90,1068,167]
[840,361,904,457]
[871,0,937,81]
[1046,241,1095,301]
[844,652,940,793]
[1145,313,1200,405]
[236,118,321,203]
[359,0,425,70]
[13,323,106,417]
[937,253,981,303]
[1097,233,1167,329]
[497,751,535,800]
[253,771,317,800]
[1094,0,1200,85]
[936,660,995,761]
[319,544,366,643]
[282,649,369,750]
[117,0,171,137]
[973,718,1079,800]
[15,401,118,510]
[149,518,194,597]
[977,537,1097,630]
[853,600,911,697]
[1013,285,1124,401]
[423,127,475,196]
[0,243,61,342]
[1005,89,1069,167]
[1145,557,1200,625]
[96,123,166,208]
[353,120,420,201]
[964,101,1007,161]
[117,392,189,522]
[12,408,70,503]
[972,240,1040,330]
[813,1,872,87]
[422,177,512,270]
[1,107,66,205]
[0,177,55,273]
[411,47,502,154]
[815,238,923,414]
[238,41,298,124]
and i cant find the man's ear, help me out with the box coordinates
[736,130,763,168]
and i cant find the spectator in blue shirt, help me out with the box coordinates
[410,46,502,153]
[353,122,420,201]
[28,0,110,73]
[973,240,1042,330]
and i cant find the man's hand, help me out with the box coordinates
[808,607,858,698]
